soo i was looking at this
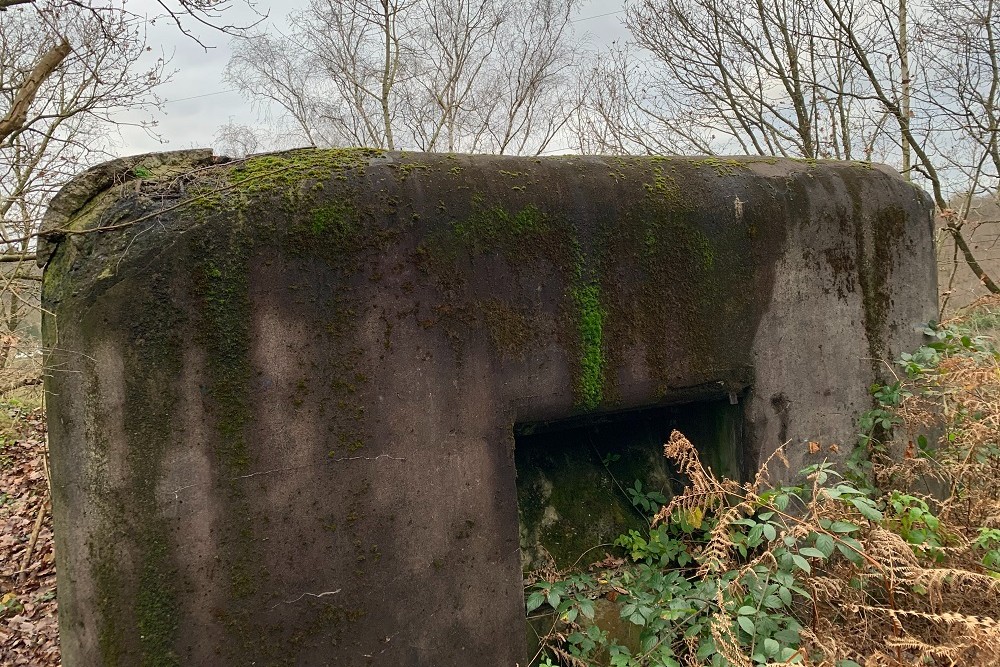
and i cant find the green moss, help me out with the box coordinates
[641,214,715,270]
[451,201,550,251]
[80,270,186,665]
[480,300,536,357]
[190,225,274,660]
[92,540,125,665]
[200,256,253,475]
[691,157,748,177]
[395,162,430,179]
[419,195,612,408]
[228,148,383,197]
[571,283,605,410]
[125,294,182,667]
[122,149,383,222]
[791,157,819,168]
[136,538,180,667]
[642,166,684,208]
[307,200,361,247]
[586,160,762,397]
[854,205,907,375]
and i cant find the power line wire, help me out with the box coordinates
[162,89,239,105]
[571,9,625,23]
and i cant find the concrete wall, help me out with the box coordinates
[41,149,936,666]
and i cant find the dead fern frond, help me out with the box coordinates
[548,645,588,667]
[854,605,1000,636]
[709,591,752,667]
[883,634,970,663]
[748,443,789,496]
[866,528,920,587]
[697,502,746,577]
[654,430,728,526]
[810,576,846,602]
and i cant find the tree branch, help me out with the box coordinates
[0,39,71,145]
[948,222,1000,294]
[0,0,36,9]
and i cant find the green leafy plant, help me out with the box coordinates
[885,492,945,553]
[626,480,667,516]
[974,528,1000,572]
[526,310,1000,666]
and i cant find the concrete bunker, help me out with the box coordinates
[39,148,936,666]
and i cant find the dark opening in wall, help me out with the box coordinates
[514,397,744,574]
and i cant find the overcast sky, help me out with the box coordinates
[113,0,630,157]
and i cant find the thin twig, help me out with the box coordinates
[16,498,47,585]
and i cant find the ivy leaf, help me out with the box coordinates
[697,638,717,660]
[830,520,860,533]
[837,538,864,564]
[815,533,835,557]
[850,498,884,521]
[791,554,812,573]
[775,628,801,643]
[763,594,784,609]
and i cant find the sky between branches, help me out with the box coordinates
[113,0,628,157]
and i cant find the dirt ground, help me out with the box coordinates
[0,403,58,666]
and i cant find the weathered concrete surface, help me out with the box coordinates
[41,149,936,666]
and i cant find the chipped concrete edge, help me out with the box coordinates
[37,148,216,268]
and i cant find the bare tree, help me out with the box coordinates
[0,0,259,378]
[912,0,1000,295]
[404,0,507,152]
[0,3,167,372]
[223,31,337,147]
[595,0,884,159]
[214,118,263,158]
[224,0,585,155]
[572,42,721,155]
[474,0,584,155]
[817,0,1000,293]
[600,0,1000,294]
